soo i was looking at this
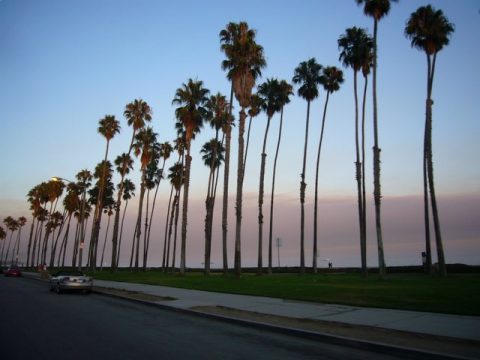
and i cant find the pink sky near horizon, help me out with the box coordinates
[2,192,478,269]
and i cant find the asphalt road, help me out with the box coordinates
[0,276,417,360]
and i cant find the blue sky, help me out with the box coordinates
[1,0,479,267]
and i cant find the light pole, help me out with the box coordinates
[52,176,86,271]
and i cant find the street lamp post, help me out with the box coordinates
[52,176,86,271]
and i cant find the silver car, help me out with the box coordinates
[50,271,93,294]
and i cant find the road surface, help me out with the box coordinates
[0,276,416,360]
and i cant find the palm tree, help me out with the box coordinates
[356,0,397,278]
[292,58,322,274]
[163,137,185,271]
[87,161,113,269]
[132,126,159,271]
[405,5,454,277]
[201,138,225,274]
[0,227,6,266]
[205,93,230,274]
[57,183,80,268]
[90,115,120,270]
[166,162,184,271]
[117,178,135,267]
[172,79,210,275]
[268,80,293,273]
[2,216,18,265]
[74,169,92,269]
[256,78,282,274]
[220,21,266,276]
[338,26,373,276]
[111,99,152,271]
[41,180,64,266]
[312,66,344,273]
[26,184,43,267]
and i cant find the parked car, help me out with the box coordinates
[4,266,22,277]
[49,270,93,294]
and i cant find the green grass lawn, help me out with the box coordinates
[90,270,480,316]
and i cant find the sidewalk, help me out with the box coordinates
[24,272,480,359]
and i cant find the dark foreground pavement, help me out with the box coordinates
[0,276,421,360]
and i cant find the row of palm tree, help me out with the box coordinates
[5,2,454,277]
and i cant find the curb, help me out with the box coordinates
[92,288,473,360]
[23,273,475,360]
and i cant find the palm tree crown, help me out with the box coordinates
[292,58,322,101]
[320,66,345,94]
[124,99,153,131]
[356,0,397,21]
[338,27,374,73]
[258,78,283,118]
[172,79,210,144]
[98,115,121,141]
[220,22,266,108]
[405,5,454,55]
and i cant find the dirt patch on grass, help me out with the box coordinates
[192,305,480,359]
[95,287,176,302]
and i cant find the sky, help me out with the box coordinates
[0,0,479,269]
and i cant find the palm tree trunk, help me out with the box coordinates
[100,214,111,271]
[426,53,446,276]
[257,115,272,274]
[135,179,146,271]
[172,191,180,270]
[268,107,285,274]
[361,73,369,276]
[162,185,174,271]
[235,108,247,277]
[313,92,331,274]
[300,100,311,274]
[116,200,128,267]
[165,193,176,272]
[26,219,35,268]
[353,70,365,276]
[180,144,192,275]
[142,189,150,271]
[372,18,386,278]
[222,84,234,274]
[111,130,137,271]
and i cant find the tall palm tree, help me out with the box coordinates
[87,161,113,270]
[166,162,184,271]
[74,169,92,269]
[0,227,6,266]
[26,184,43,266]
[268,80,293,273]
[204,93,230,274]
[313,66,344,273]
[41,180,64,266]
[405,5,454,277]
[172,79,210,275]
[292,58,322,274]
[116,178,135,267]
[58,183,79,268]
[132,126,159,271]
[256,78,282,274]
[90,115,120,270]
[12,216,27,265]
[2,216,18,265]
[201,138,225,274]
[338,26,373,276]
[111,99,152,271]
[220,21,266,276]
[356,0,397,278]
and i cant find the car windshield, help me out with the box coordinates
[56,271,84,276]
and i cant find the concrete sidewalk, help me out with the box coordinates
[91,278,480,342]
